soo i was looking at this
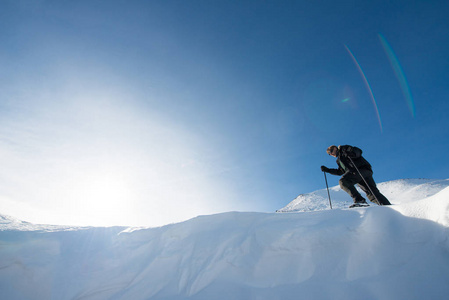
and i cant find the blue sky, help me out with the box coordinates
[1,0,448,226]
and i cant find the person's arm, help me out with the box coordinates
[321,166,344,176]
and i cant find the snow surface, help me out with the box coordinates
[1,178,449,300]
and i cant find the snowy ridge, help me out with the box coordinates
[277,178,449,213]
[1,178,449,300]
[0,214,89,232]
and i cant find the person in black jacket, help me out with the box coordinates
[321,145,391,207]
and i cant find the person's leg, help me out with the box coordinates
[357,179,380,205]
[339,173,366,203]
[357,171,391,205]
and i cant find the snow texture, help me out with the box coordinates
[1,178,449,299]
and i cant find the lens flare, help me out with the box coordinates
[345,45,383,132]
[378,34,415,117]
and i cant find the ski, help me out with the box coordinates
[349,203,369,208]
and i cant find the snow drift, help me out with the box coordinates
[1,178,449,300]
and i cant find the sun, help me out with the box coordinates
[64,167,136,227]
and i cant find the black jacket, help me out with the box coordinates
[327,145,372,176]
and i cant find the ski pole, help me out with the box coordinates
[347,156,381,205]
[323,171,332,209]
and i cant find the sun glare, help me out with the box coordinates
[76,172,131,225]
[0,74,236,228]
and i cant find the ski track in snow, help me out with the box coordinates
[1,178,449,300]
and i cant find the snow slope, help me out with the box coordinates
[1,178,449,300]
[277,178,449,212]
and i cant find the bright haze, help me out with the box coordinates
[0,1,448,227]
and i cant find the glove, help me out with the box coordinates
[321,166,330,173]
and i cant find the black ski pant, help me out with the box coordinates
[339,169,391,205]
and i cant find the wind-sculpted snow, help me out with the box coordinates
[1,178,449,299]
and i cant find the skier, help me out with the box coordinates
[321,145,391,208]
